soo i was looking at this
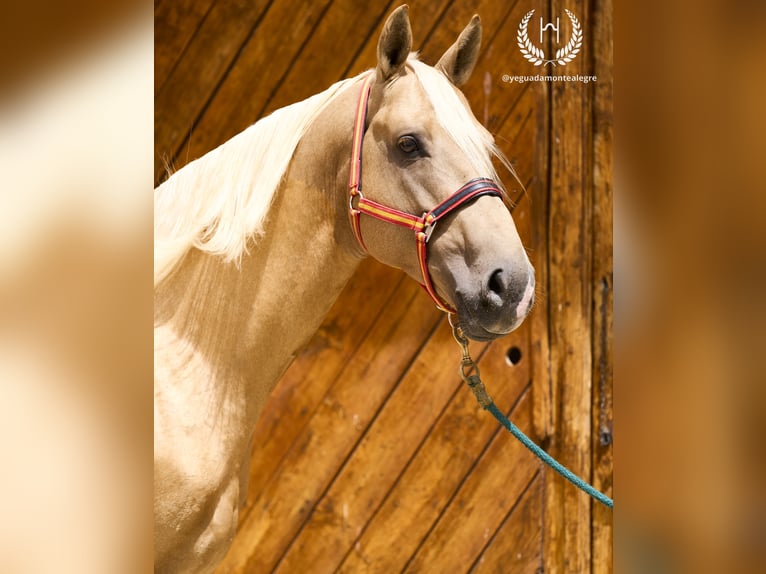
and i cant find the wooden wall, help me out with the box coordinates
[155,0,612,571]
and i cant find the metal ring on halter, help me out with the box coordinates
[349,189,363,212]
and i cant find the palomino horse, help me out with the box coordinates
[154,6,535,572]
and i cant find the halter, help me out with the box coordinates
[348,72,504,313]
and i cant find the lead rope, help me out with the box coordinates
[448,314,614,509]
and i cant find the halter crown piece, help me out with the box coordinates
[348,72,504,314]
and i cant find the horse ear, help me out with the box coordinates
[377,5,412,81]
[436,15,482,86]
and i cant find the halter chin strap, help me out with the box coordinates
[348,72,503,313]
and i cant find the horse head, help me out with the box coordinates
[350,6,535,341]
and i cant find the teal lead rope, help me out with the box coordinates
[449,316,614,509]
[485,402,614,508]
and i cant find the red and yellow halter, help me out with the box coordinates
[348,72,504,313]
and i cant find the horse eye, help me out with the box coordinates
[397,135,420,154]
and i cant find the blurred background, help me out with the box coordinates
[0,2,153,573]
[0,0,763,572]
[616,1,766,572]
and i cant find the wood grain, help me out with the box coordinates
[471,472,543,574]
[590,0,614,570]
[335,326,529,573]
[154,0,272,182]
[257,0,393,118]
[403,389,538,573]
[154,0,216,95]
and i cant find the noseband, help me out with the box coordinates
[348,72,504,313]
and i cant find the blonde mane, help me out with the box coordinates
[408,57,516,191]
[154,75,361,285]
[155,57,515,286]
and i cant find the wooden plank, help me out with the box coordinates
[154,0,216,95]
[530,75,552,444]
[154,0,272,182]
[214,279,442,573]
[497,85,535,187]
[416,0,514,67]
[528,2,554,448]
[171,0,337,181]
[590,0,614,570]
[542,0,594,571]
[273,320,490,573]
[335,324,531,573]
[471,473,543,574]
[257,0,394,118]
[403,388,538,573]
[496,83,532,147]
[239,260,403,516]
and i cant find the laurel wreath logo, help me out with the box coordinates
[555,10,583,65]
[517,9,583,67]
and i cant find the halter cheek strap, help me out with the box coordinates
[348,72,503,314]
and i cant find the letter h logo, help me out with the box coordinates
[539,17,560,44]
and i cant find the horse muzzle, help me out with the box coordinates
[453,264,535,341]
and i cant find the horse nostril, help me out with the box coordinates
[487,268,506,297]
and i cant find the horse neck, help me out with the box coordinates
[155,85,363,428]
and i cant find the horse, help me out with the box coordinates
[154,6,535,572]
